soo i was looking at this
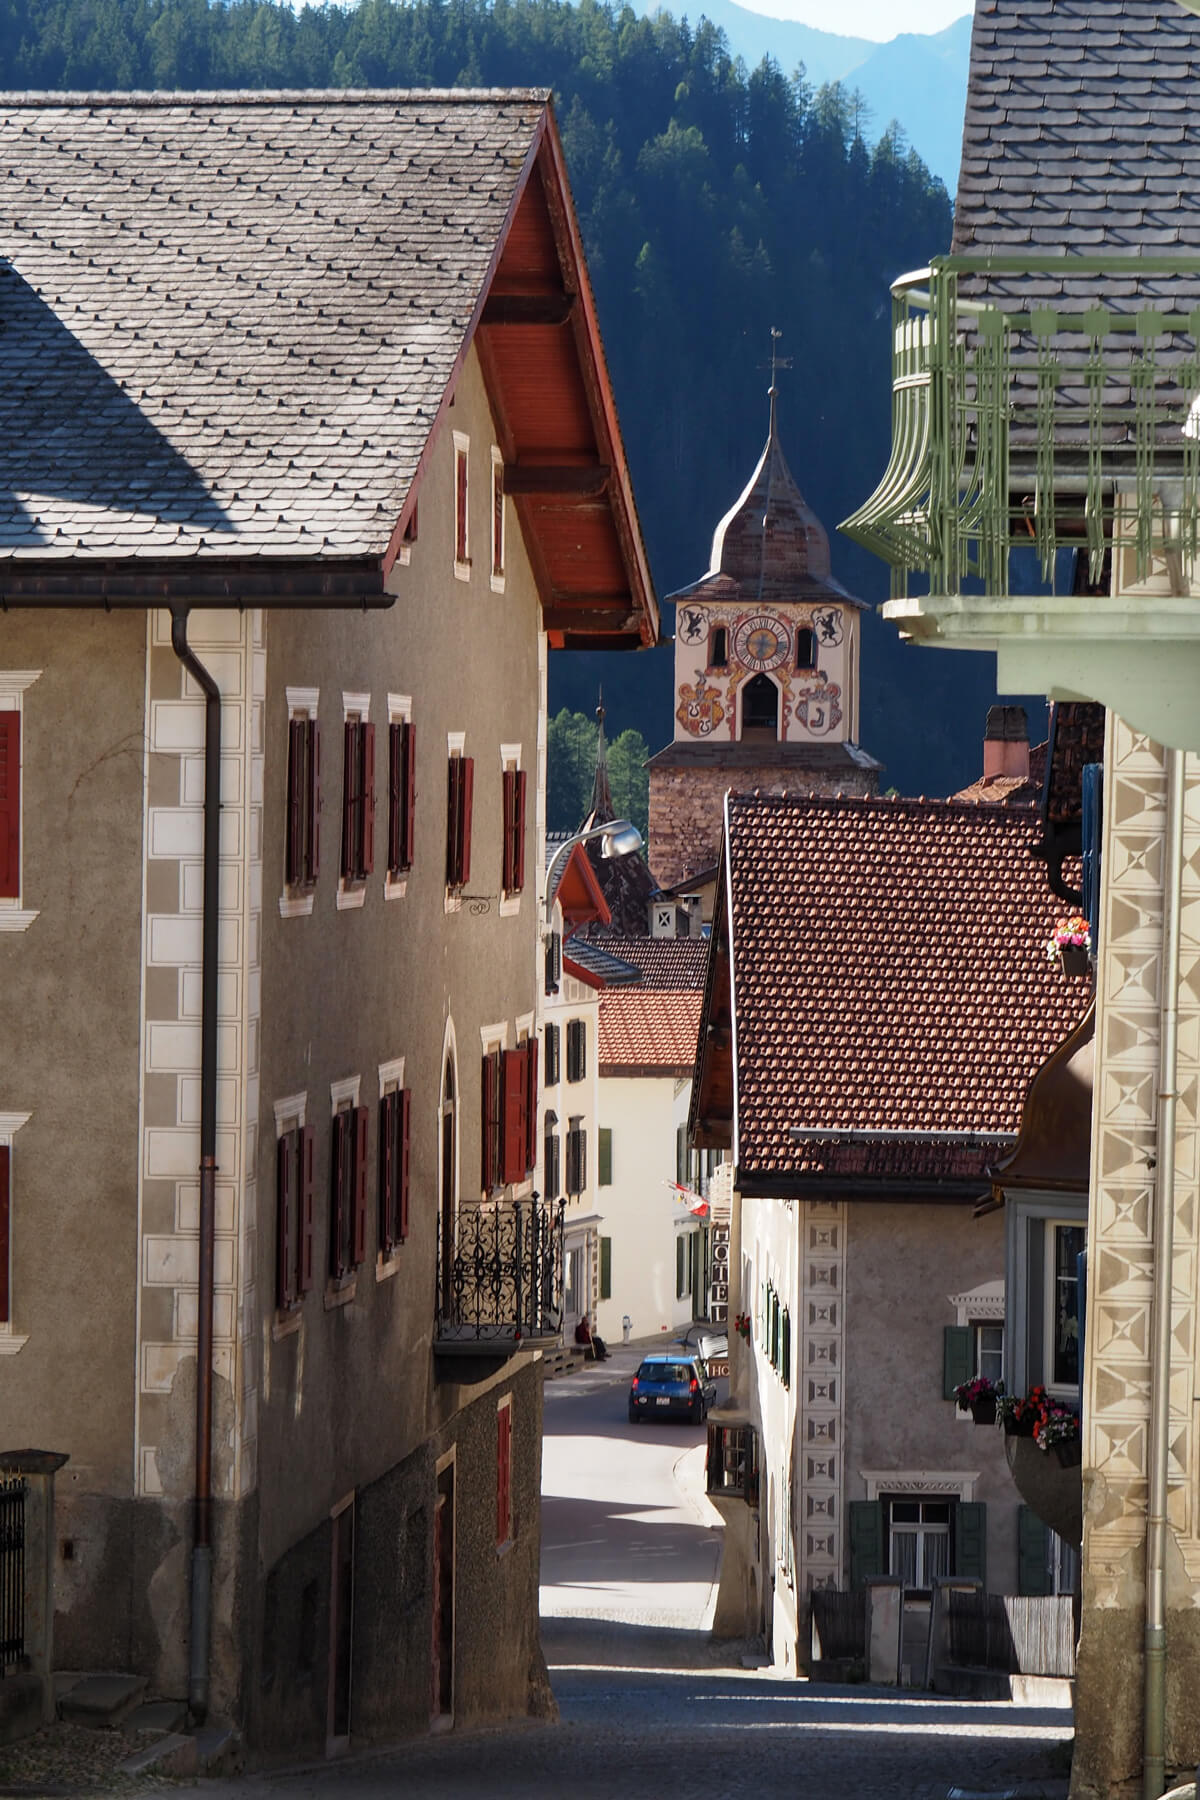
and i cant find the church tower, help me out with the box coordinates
[647,382,881,894]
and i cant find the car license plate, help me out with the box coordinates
[656,1397,670,1405]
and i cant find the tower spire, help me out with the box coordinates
[589,689,614,823]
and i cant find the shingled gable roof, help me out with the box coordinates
[690,793,1090,1192]
[0,89,657,644]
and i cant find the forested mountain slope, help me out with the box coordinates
[0,0,1034,795]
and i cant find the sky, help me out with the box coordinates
[742,0,972,38]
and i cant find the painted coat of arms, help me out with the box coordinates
[795,681,842,736]
[677,674,726,736]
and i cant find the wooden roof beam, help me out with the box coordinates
[504,463,610,496]
[481,292,576,327]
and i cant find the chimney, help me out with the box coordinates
[982,705,1030,781]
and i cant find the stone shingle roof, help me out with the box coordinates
[599,990,703,1074]
[0,90,545,563]
[725,794,1090,1183]
[954,0,1200,297]
[586,933,709,990]
[563,937,642,987]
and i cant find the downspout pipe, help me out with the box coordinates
[170,608,220,1727]
[1143,744,1186,1800]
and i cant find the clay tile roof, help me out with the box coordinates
[599,990,703,1073]
[726,793,1090,1183]
[0,89,546,561]
[586,933,710,990]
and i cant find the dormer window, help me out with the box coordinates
[794,627,815,671]
[708,626,729,672]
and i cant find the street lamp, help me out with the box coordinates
[542,817,643,926]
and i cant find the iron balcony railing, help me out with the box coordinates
[841,253,1200,599]
[435,1193,565,1351]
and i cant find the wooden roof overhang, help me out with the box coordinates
[988,1002,1094,1200]
[0,556,389,610]
[417,107,658,653]
[554,841,612,929]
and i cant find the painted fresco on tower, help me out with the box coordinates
[673,603,850,744]
[676,673,726,736]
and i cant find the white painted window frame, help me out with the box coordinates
[0,673,42,932]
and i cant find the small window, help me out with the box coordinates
[285,700,321,896]
[0,711,20,902]
[545,931,562,995]
[566,1019,587,1083]
[794,627,816,671]
[491,448,505,589]
[453,432,471,576]
[481,1049,503,1194]
[0,1115,31,1337]
[340,714,375,886]
[1047,1222,1085,1392]
[387,718,415,878]
[446,752,474,889]
[378,1086,411,1254]
[975,1322,1004,1386]
[275,1112,315,1310]
[543,1110,561,1199]
[544,1023,561,1088]
[708,626,729,671]
[501,766,527,895]
[565,1117,587,1197]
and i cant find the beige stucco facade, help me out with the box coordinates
[594,1072,700,1348]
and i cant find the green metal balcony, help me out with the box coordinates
[840,254,1200,748]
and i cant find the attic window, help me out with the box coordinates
[453,431,470,580]
[795,627,815,671]
[708,627,729,671]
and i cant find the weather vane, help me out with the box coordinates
[760,325,793,397]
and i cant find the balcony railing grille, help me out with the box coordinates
[841,254,1200,598]
[436,1193,565,1347]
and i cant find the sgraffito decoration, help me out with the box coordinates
[677,605,708,647]
[811,606,844,649]
[676,673,726,736]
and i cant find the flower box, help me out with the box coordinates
[1053,1437,1083,1468]
[1058,945,1089,977]
[969,1396,998,1427]
[1046,914,1091,976]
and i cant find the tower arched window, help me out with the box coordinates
[794,627,815,671]
[708,626,729,672]
[741,672,779,738]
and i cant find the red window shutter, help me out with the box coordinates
[446,758,460,887]
[353,1104,370,1267]
[524,1036,539,1174]
[497,1402,512,1545]
[331,1113,347,1278]
[286,718,305,887]
[0,714,19,901]
[341,721,356,880]
[481,1052,496,1192]
[501,769,514,893]
[388,724,403,876]
[456,448,468,562]
[361,723,375,877]
[276,1133,294,1310]
[402,722,416,870]
[378,1092,396,1253]
[512,768,527,894]
[0,1144,9,1323]
[308,718,321,881]
[459,756,474,886]
[398,1087,411,1241]
[299,1124,315,1292]
[502,1049,526,1187]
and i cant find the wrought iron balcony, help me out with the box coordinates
[434,1192,565,1360]
[840,253,1200,747]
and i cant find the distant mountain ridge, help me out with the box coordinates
[637,0,972,189]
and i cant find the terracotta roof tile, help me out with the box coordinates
[599,990,703,1072]
[727,794,1090,1181]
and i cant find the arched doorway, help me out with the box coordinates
[741,672,779,739]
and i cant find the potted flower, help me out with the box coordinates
[998,1384,1045,1438]
[733,1312,751,1343]
[1034,1402,1082,1467]
[953,1375,1001,1426]
[1046,914,1091,977]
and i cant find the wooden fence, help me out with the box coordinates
[810,1588,866,1663]
[944,1590,1076,1678]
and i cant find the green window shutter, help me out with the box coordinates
[598,1127,612,1187]
[1017,1506,1053,1596]
[954,1501,987,1586]
[676,1235,685,1299]
[599,1236,612,1301]
[943,1324,974,1400]
[849,1501,884,1589]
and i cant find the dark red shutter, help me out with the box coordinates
[353,1104,370,1266]
[458,756,474,887]
[456,449,468,562]
[276,1133,294,1309]
[512,768,527,894]
[524,1036,539,1173]
[481,1053,495,1191]
[309,718,321,881]
[378,1092,396,1252]
[331,1113,347,1278]
[497,1402,512,1545]
[402,723,416,870]
[502,768,516,893]
[0,715,17,902]
[0,1145,9,1323]
[341,721,355,880]
[286,718,304,887]
[398,1087,411,1241]
[299,1124,315,1292]
[388,724,403,876]
[361,723,375,877]
[502,1050,526,1186]
[447,758,460,887]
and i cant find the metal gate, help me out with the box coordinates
[0,1475,26,1673]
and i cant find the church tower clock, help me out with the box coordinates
[647,383,882,895]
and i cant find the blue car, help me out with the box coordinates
[628,1353,716,1425]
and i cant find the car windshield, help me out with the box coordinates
[637,1362,692,1383]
